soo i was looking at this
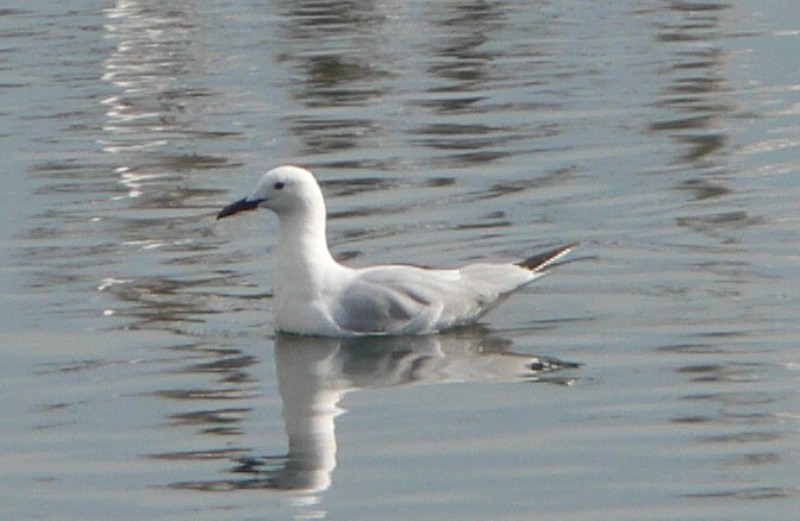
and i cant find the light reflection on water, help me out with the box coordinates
[2,0,800,520]
[156,332,578,516]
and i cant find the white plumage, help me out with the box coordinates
[217,165,575,337]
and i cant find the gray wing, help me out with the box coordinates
[334,263,536,334]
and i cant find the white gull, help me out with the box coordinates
[217,165,576,337]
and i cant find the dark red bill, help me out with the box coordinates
[217,197,263,220]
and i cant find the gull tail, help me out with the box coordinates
[516,243,578,273]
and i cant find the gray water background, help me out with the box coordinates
[2,1,799,520]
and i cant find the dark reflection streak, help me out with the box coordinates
[100,275,260,332]
[663,332,786,496]
[168,408,251,426]
[275,1,395,167]
[699,431,783,444]
[682,486,800,500]
[148,342,261,467]
[649,0,788,457]
[274,0,551,170]
[415,2,520,167]
[645,2,736,203]
[644,2,769,263]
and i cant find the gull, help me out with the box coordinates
[217,165,576,337]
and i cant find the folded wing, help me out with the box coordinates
[334,263,537,335]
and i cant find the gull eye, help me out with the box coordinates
[274,182,284,190]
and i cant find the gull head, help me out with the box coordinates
[217,165,324,220]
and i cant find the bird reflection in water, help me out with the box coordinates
[170,331,579,513]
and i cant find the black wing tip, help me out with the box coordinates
[516,242,579,272]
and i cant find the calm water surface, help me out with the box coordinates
[2,1,799,520]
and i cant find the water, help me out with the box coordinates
[2,1,799,519]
